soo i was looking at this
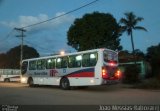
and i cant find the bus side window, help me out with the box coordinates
[29,60,37,70]
[76,55,82,67]
[61,56,68,68]
[56,58,62,69]
[82,53,97,67]
[82,54,90,67]
[41,59,46,70]
[46,58,56,69]
[56,57,68,69]
[37,60,41,70]
[69,55,82,68]
[68,55,75,68]
[37,59,46,70]
[90,53,98,66]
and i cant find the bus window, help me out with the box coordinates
[5,70,11,75]
[37,59,46,70]
[103,50,118,63]
[56,58,61,69]
[46,58,56,69]
[61,57,68,68]
[82,52,97,67]
[69,55,82,68]
[56,56,68,69]
[90,53,98,66]
[21,61,28,74]
[29,60,37,70]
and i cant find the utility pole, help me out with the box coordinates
[14,28,26,67]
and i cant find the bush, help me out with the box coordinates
[122,64,140,84]
[134,78,160,89]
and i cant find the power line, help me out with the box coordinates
[0,29,14,42]
[0,29,15,52]
[1,0,99,55]
[21,0,99,29]
[24,39,54,52]
[1,0,99,43]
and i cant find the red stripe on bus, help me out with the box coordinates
[67,72,94,77]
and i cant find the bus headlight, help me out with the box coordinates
[21,77,27,83]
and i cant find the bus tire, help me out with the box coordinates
[60,77,70,90]
[4,78,10,82]
[28,78,34,87]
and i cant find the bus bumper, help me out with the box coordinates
[103,79,120,85]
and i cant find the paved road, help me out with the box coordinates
[0,82,160,105]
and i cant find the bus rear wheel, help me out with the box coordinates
[60,77,70,90]
[28,78,34,87]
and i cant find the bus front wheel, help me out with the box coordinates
[28,78,34,87]
[60,77,70,90]
[4,78,10,82]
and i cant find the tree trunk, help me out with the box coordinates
[130,30,136,64]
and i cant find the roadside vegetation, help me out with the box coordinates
[120,43,160,89]
[134,78,160,89]
[120,44,160,89]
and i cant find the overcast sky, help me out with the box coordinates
[0,0,159,56]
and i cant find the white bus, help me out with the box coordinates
[0,69,21,82]
[21,48,121,89]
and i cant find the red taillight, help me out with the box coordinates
[110,62,115,66]
[115,70,121,79]
[102,67,108,79]
[108,61,117,66]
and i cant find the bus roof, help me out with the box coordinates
[22,48,117,62]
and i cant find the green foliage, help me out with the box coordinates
[0,53,8,68]
[146,43,160,78]
[119,49,145,63]
[67,12,122,51]
[0,45,39,69]
[134,49,145,58]
[134,78,160,89]
[122,64,140,84]
[120,12,147,54]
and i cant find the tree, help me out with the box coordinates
[6,45,39,69]
[0,53,8,68]
[134,49,145,58]
[119,12,147,55]
[119,49,145,63]
[146,43,160,78]
[67,12,122,51]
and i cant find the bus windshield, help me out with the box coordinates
[103,50,118,63]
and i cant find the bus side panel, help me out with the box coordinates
[7,75,21,82]
[33,77,60,86]
[68,77,96,86]
[68,51,103,86]
[58,50,103,86]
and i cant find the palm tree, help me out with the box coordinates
[120,12,147,57]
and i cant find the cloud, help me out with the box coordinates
[1,12,74,32]
[0,12,75,55]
